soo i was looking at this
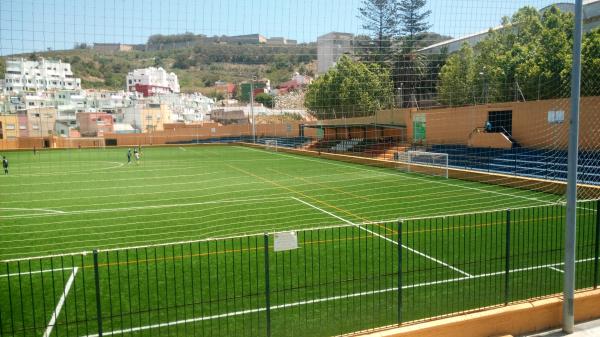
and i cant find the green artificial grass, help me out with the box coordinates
[0,145,598,337]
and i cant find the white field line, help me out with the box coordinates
[0,207,66,215]
[548,266,565,273]
[243,146,557,206]
[42,267,79,337]
[291,196,473,277]
[81,256,596,337]
[179,147,187,151]
[0,196,291,219]
[12,162,124,178]
[0,267,71,278]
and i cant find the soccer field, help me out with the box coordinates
[0,145,562,259]
[1,145,598,337]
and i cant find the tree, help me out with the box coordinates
[438,43,478,106]
[437,5,582,105]
[582,29,600,96]
[392,0,432,107]
[255,93,274,108]
[358,0,399,62]
[305,56,394,119]
[397,0,432,51]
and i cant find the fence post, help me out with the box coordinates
[505,209,511,306]
[397,220,403,326]
[93,250,103,337]
[594,200,600,289]
[263,234,271,337]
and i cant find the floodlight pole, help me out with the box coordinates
[250,76,257,143]
[563,0,584,333]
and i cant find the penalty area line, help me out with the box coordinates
[42,267,79,337]
[79,256,593,337]
[290,196,472,277]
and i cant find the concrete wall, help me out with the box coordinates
[314,96,600,150]
[103,122,315,146]
[409,97,600,150]
[355,289,600,337]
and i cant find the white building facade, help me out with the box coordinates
[126,67,180,97]
[317,32,354,74]
[2,58,81,93]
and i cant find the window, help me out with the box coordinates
[28,102,35,106]
[6,124,15,130]
[19,125,26,130]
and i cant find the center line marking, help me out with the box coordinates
[291,196,472,277]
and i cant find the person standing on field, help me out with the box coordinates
[127,148,132,164]
[2,156,8,175]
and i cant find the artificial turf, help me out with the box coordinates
[0,145,598,337]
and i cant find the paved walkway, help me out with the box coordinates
[524,319,600,336]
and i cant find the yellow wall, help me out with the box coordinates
[355,289,600,337]
[140,104,172,132]
[0,114,19,139]
[314,96,600,150]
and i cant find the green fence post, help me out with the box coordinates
[505,209,511,306]
[594,200,600,289]
[263,234,271,337]
[93,250,103,337]
[397,220,403,326]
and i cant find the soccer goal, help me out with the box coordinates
[395,150,449,179]
[265,139,278,152]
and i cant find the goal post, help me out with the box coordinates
[265,139,278,152]
[395,150,449,179]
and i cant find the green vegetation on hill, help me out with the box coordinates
[1,43,316,93]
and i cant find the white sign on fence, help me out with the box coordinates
[548,110,565,124]
[273,232,298,252]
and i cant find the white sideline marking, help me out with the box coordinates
[0,267,70,278]
[547,266,565,273]
[43,267,79,337]
[81,256,596,337]
[291,196,473,277]
[0,207,66,215]
[179,147,187,151]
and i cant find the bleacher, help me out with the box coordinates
[254,137,312,148]
[428,145,600,185]
[331,138,363,152]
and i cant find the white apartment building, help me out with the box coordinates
[2,58,81,93]
[317,32,354,74]
[126,67,180,97]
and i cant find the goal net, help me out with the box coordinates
[395,151,449,179]
[265,139,278,152]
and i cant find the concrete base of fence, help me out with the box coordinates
[354,289,600,337]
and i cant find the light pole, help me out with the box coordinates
[250,75,257,143]
[479,69,488,104]
[563,0,584,333]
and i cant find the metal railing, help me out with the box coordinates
[1,200,599,337]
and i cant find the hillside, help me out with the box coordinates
[0,43,317,94]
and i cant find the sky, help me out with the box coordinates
[0,0,566,55]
